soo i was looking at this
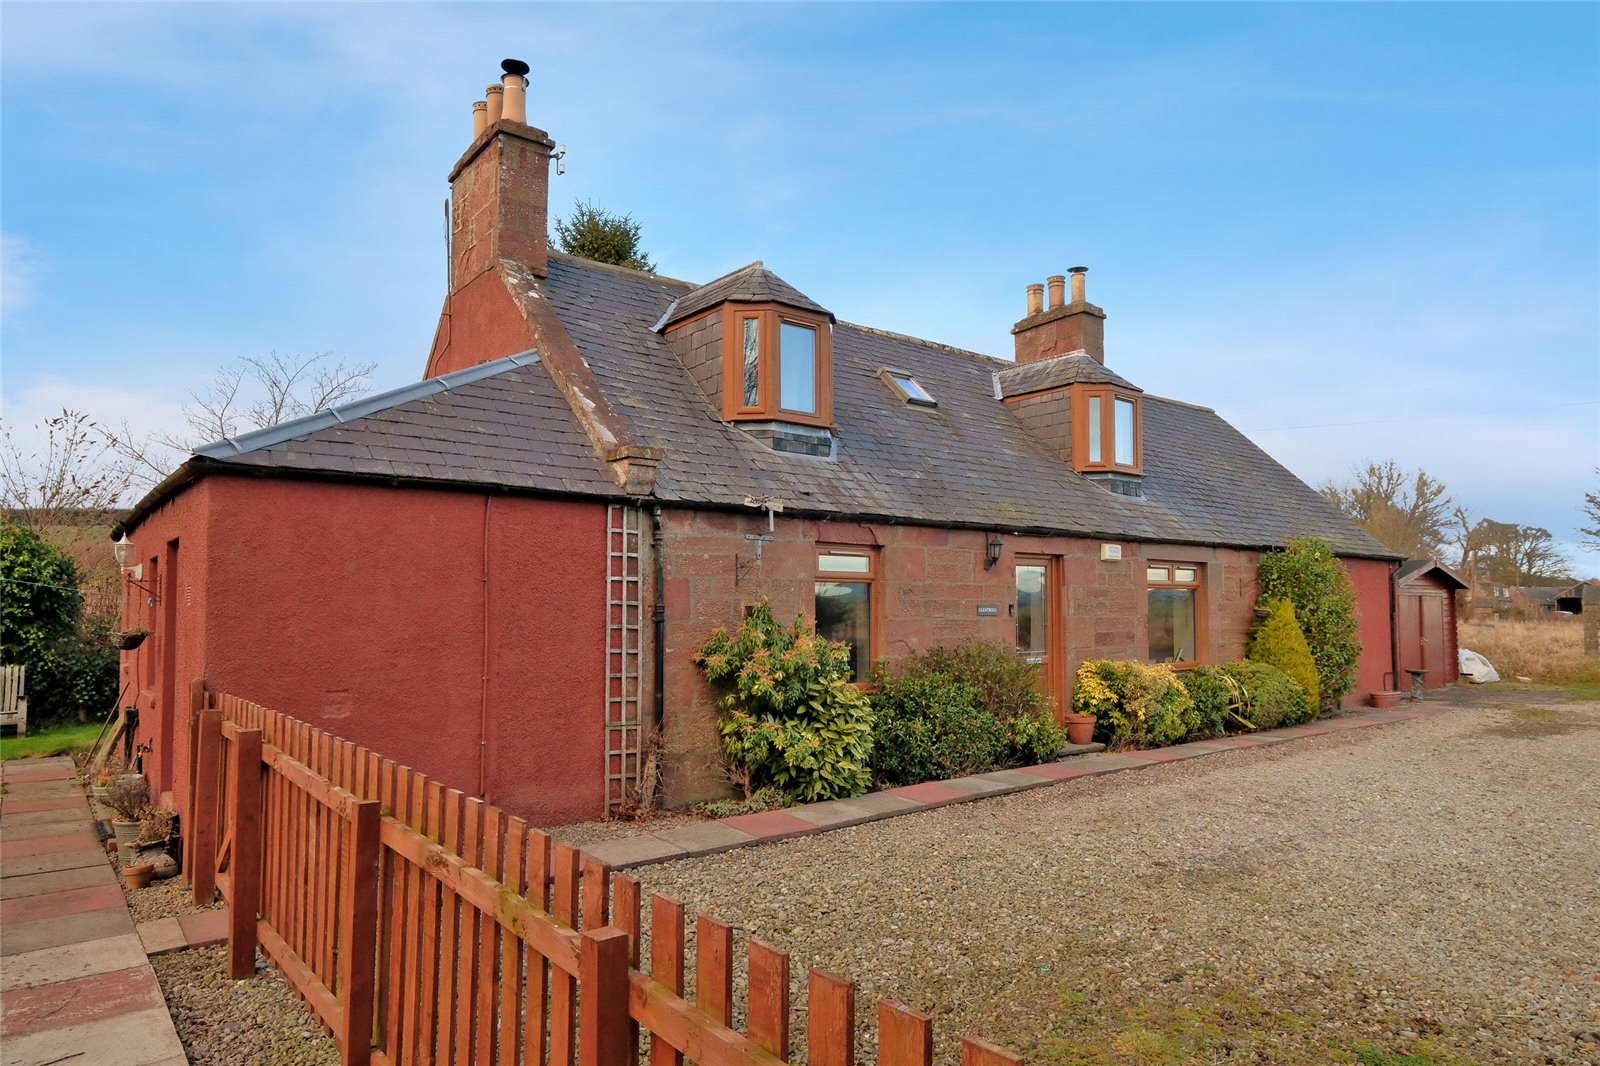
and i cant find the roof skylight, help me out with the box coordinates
[881,369,936,407]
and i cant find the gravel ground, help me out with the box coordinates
[153,944,340,1066]
[555,807,701,846]
[631,693,1600,1066]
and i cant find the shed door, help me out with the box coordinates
[1421,593,1448,686]
[1398,592,1423,678]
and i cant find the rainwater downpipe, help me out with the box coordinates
[479,496,494,801]
[1388,561,1400,693]
[650,505,666,734]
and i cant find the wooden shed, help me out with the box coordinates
[1395,560,1469,689]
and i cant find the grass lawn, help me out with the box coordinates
[1,721,102,761]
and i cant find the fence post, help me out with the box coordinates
[225,724,263,980]
[190,708,223,905]
[338,798,381,1066]
[578,927,630,1066]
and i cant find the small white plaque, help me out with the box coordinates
[1100,544,1123,561]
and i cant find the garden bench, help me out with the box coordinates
[1,664,27,736]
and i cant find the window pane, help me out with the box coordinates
[816,580,871,681]
[818,552,870,574]
[1115,398,1135,466]
[891,373,933,403]
[780,323,817,413]
[741,318,760,407]
[1148,587,1197,663]
[1087,396,1102,462]
[1146,565,1169,583]
[1174,566,1198,584]
[1015,564,1048,658]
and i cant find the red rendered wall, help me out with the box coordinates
[1344,557,1399,705]
[123,475,609,826]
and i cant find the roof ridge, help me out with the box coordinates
[1141,393,1216,414]
[194,349,541,459]
[547,250,696,289]
[837,320,1008,365]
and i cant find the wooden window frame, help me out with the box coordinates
[1145,561,1205,668]
[719,302,834,427]
[1070,385,1143,475]
[814,545,879,684]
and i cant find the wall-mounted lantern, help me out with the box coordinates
[984,533,1003,570]
[112,533,133,568]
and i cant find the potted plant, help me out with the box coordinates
[90,753,124,804]
[104,776,151,864]
[1062,710,1097,746]
[1370,690,1404,709]
[122,861,156,890]
[136,807,180,880]
[111,626,149,651]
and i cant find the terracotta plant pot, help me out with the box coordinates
[1064,712,1097,746]
[1370,691,1403,709]
[123,862,155,890]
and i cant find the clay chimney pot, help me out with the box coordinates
[472,101,488,138]
[501,73,527,125]
[485,84,504,125]
[1046,274,1066,310]
[1069,266,1087,304]
[1026,283,1044,316]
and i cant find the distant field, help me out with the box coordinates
[1458,617,1600,689]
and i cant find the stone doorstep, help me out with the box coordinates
[580,703,1460,871]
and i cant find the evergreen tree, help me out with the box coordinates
[1248,597,1320,719]
[553,200,657,273]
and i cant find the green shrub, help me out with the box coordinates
[1006,705,1068,766]
[693,786,787,819]
[1218,661,1311,730]
[695,603,873,803]
[1248,597,1321,711]
[868,672,1008,785]
[1072,660,1196,748]
[1179,665,1244,739]
[0,524,116,726]
[1258,536,1362,709]
[899,640,1057,722]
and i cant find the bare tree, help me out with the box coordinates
[105,351,375,489]
[1582,469,1600,553]
[1320,459,1454,560]
[0,410,132,529]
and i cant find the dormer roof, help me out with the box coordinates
[659,261,831,330]
[994,351,1142,400]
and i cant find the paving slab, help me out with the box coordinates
[578,834,689,869]
[0,819,102,841]
[0,863,115,901]
[0,765,76,784]
[0,796,86,814]
[0,964,166,1037]
[137,916,187,956]
[176,907,228,948]
[885,781,973,806]
[718,809,819,841]
[0,806,94,829]
[651,821,758,857]
[1015,761,1097,781]
[1069,752,1154,774]
[961,769,1050,795]
[0,904,134,956]
[783,798,880,829]
[831,791,919,817]
[0,846,109,878]
[1126,742,1229,762]
[0,881,126,925]
[0,830,98,858]
[0,933,149,993]
[0,1004,186,1066]
[0,782,83,801]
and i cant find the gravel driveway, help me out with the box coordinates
[633,694,1600,1065]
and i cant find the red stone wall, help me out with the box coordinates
[1345,556,1400,705]
[656,507,1282,806]
[122,476,611,827]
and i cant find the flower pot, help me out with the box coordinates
[91,785,113,804]
[1064,712,1097,746]
[136,843,179,881]
[112,631,148,651]
[111,819,142,863]
[122,862,155,890]
[1370,691,1403,709]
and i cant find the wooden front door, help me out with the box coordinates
[1398,590,1450,688]
[1015,557,1063,715]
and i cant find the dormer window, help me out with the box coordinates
[722,304,833,427]
[1073,385,1141,474]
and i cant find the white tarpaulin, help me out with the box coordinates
[1458,648,1500,684]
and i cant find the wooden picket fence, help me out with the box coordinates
[181,681,1021,1066]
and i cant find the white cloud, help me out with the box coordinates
[1,234,40,312]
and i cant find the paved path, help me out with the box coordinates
[1,756,187,1066]
[578,705,1439,868]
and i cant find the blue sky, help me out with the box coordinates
[3,3,1597,564]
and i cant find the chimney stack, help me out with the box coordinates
[1010,265,1108,365]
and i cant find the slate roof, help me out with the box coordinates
[995,352,1141,399]
[190,350,618,497]
[161,251,1396,559]
[540,254,1396,557]
[660,261,831,328]
[1396,559,1469,589]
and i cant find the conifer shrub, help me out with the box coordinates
[1072,660,1196,748]
[1248,597,1321,711]
[1218,661,1312,729]
[1258,536,1362,710]
[695,603,874,803]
